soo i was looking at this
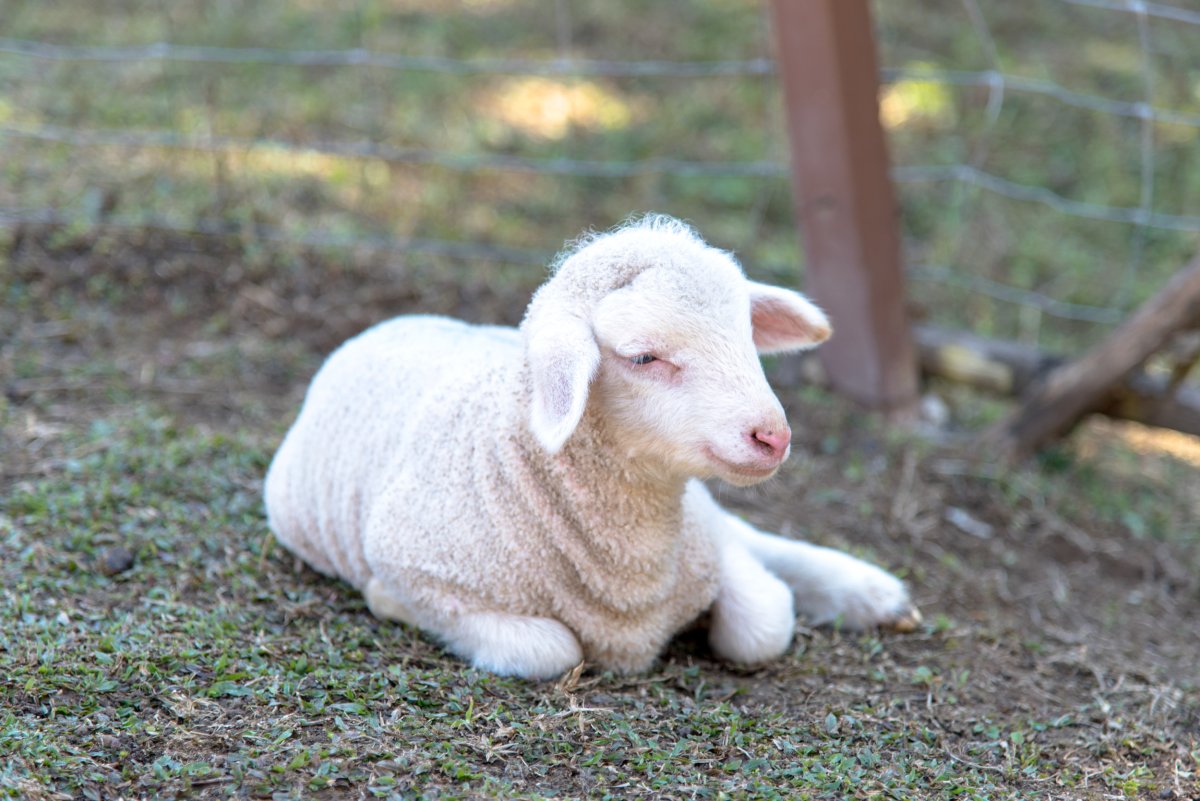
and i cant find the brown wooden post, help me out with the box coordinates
[768,0,919,412]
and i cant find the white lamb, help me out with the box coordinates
[264,215,920,679]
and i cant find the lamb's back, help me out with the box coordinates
[264,315,523,589]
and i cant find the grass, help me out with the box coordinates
[3,228,1200,799]
[2,1,1200,798]
[2,384,1197,799]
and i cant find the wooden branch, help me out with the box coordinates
[1101,374,1200,438]
[983,255,1200,460]
[914,326,1061,395]
[915,325,1200,438]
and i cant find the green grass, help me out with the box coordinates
[1,415,981,800]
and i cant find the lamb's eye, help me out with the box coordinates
[630,354,657,365]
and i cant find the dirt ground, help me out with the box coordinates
[3,227,1199,800]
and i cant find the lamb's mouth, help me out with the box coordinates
[703,447,781,479]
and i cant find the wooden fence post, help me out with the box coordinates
[768,0,919,413]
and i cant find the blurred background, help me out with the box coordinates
[4,0,1199,355]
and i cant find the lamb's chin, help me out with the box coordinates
[719,469,777,488]
[701,448,780,486]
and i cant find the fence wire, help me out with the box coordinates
[0,37,776,78]
[2,0,1199,349]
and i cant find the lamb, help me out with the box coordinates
[264,215,920,680]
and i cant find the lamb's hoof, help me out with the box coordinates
[882,605,923,634]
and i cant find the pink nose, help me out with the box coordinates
[752,426,792,459]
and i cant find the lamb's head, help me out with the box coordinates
[521,216,830,487]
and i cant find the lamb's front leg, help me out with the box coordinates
[736,523,921,631]
[708,542,797,664]
[688,482,920,632]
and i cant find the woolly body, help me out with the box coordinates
[265,217,918,679]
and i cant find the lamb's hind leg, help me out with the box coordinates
[442,611,584,680]
[365,577,420,626]
[364,578,583,680]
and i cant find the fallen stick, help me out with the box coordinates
[979,255,1200,460]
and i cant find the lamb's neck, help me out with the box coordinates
[506,366,688,565]
[548,415,688,565]
[495,377,694,611]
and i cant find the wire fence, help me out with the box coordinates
[2,0,1199,354]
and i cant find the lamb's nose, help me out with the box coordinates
[752,426,792,460]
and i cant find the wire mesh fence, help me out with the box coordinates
[3,0,1199,356]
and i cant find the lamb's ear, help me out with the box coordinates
[525,312,601,453]
[748,281,832,354]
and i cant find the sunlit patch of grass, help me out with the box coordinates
[1108,420,1200,469]
[482,77,639,140]
[881,66,956,130]
[373,0,524,13]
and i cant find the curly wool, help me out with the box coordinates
[265,219,728,672]
[264,215,914,678]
